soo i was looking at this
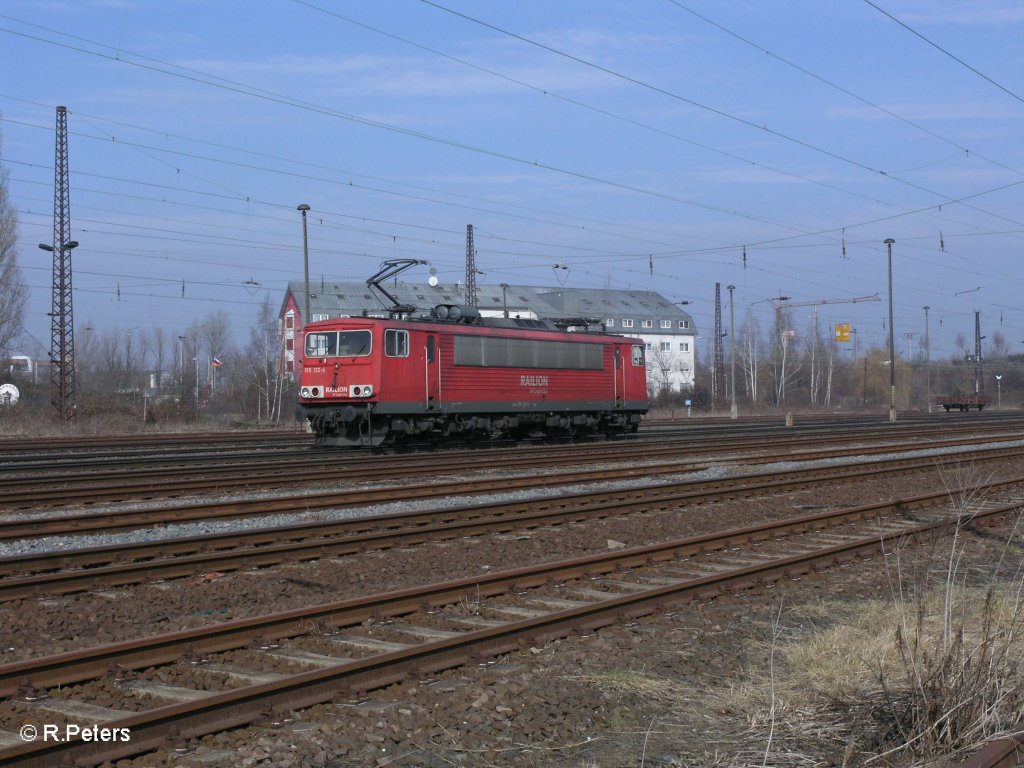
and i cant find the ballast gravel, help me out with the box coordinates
[2,436,1023,767]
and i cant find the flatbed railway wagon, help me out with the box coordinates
[935,394,991,412]
[299,310,649,448]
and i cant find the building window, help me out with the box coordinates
[285,360,293,373]
[645,343,652,352]
[285,338,293,351]
[642,319,653,328]
[678,320,689,329]
[606,319,615,327]
[660,341,670,352]
[284,313,294,329]
[660,319,672,329]
[679,342,689,352]
[312,313,329,322]
[622,319,634,328]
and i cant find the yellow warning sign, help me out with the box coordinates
[834,322,851,343]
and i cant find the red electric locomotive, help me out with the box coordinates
[299,262,649,448]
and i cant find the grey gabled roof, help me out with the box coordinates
[284,281,696,332]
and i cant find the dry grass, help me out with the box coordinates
[694,483,1024,766]
[573,668,678,701]
[609,463,1024,767]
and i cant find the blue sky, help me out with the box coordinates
[2,0,1023,362]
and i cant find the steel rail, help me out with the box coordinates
[1,417,1016,476]
[1,485,1020,697]
[961,729,1024,768]
[2,423,1014,482]
[2,439,1023,547]
[0,429,307,454]
[0,423,942,476]
[4,452,1024,602]
[1,492,1020,766]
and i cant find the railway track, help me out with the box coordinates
[0,475,1019,767]
[2,422,1022,510]
[962,732,1024,768]
[2,418,1021,765]
[2,415,1020,475]
[3,442,1024,601]
[0,429,308,458]
[4,434,1024,549]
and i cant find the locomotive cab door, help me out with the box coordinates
[614,346,623,408]
[424,334,441,410]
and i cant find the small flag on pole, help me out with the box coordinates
[212,357,223,367]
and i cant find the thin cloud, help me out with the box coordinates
[897,0,1024,26]
[826,101,1020,122]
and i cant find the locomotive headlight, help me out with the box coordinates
[350,384,373,397]
[311,387,321,397]
[300,386,311,398]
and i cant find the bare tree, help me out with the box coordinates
[770,308,802,406]
[201,311,230,360]
[151,326,168,392]
[246,296,285,422]
[989,331,1008,360]
[94,329,129,394]
[0,131,28,356]
[823,336,838,406]
[202,310,231,394]
[76,324,99,394]
[953,332,968,361]
[646,342,674,394]
[806,309,825,405]
[739,313,761,405]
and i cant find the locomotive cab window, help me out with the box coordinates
[385,329,409,358]
[337,331,372,356]
[304,330,372,358]
[305,332,336,358]
[631,345,645,367]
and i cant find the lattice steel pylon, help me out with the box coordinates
[49,106,76,423]
[465,224,477,307]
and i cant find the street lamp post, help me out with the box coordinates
[885,238,896,423]
[727,284,736,419]
[178,336,187,403]
[297,204,311,328]
[923,306,931,412]
[194,355,200,420]
[995,374,1002,408]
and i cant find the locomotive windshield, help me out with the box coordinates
[305,330,372,358]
